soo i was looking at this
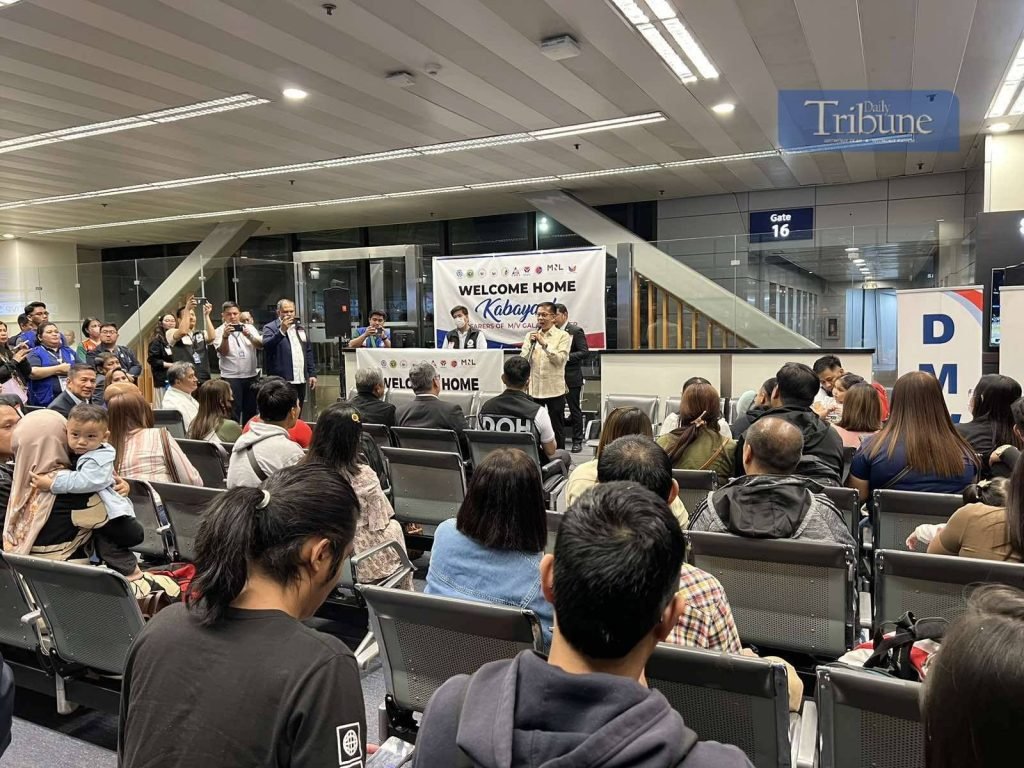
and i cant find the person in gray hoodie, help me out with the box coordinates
[691,416,855,546]
[227,378,304,489]
[412,482,754,768]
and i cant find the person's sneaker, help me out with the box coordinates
[571,440,583,453]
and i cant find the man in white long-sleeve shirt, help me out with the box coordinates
[520,301,571,448]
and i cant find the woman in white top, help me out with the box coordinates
[167,295,215,383]
[566,406,688,527]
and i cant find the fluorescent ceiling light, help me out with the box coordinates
[559,164,661,180]
[528,112,665,139]
[0,1,25,6]
[282,87,308,100]
[0,112,667,212]
[989,122,1012,133]
[28,149,793,235]
[987,39,1024,118]
[637,23,696,83]
[1,233,13,239]
[661,18,718,78]
[0,94,269,156]
[845,247,859,252]
[416,134,532,155]
[609,0,648,25]
[662,150,777,168]
[467,176,559,189]
[644,0,677,21]
[609,0,718,83]
[853,258,866,264]
[711,102,735,115]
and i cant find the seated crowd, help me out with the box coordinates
[1,295,1021,767]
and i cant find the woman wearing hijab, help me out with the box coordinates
[0,410,142,561]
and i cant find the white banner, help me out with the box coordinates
[355,348,504,394]
[432,247,606,348]
[999,286,1024,384]
[897,286,983,423]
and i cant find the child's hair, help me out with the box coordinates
[67,403,108,427]
[963,477,1010,507]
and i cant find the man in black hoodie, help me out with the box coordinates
[412,482,754,768]
[733,362,844,485]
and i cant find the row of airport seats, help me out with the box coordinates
[360,583,923,768]
[0,476,413,714]
[365,425,568,515]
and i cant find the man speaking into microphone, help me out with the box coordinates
[519,301,572,449]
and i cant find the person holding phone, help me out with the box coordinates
[262,299,317,409]
[167,294,216,384]
[215,301,263,424]
[348,309,391,349]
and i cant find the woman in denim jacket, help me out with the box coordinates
[425,448,553,648]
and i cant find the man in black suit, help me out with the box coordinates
[395,362,469,454]
[349,367,396,427]
[554,303,590,453]
[47,364,97,418]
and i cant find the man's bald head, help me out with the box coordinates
[743,416,803,475]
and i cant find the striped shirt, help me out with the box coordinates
[118,428,203,487]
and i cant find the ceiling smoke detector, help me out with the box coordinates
[540,34,581,60]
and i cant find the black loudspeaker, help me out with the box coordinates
[323,286,352,339]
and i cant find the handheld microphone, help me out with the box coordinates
[529,323,540,353]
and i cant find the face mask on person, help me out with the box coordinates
[455,316,468,330]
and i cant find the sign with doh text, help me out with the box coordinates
[433,247,606,348]
[355,348,504,394]
[779,90,959,152]
[897,287,983,423]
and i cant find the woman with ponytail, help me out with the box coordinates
[118,463,366,767]
[656,381,736,483]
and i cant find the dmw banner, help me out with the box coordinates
[432,247,606,348]
[897,286,983,423]
[355,348,503,394]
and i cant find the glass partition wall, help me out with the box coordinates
[43,217,969,420]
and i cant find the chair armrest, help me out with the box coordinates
[541,459,567,480]
[351,539,415,589]
[792,699,817,768]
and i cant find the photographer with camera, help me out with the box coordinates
[215,301,263,424]
[347,309,392,349]
[262,299,317,409]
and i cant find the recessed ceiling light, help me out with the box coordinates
[853,258,865,264]
[282,87,308,100]
[711,102,735,115]
[845,247,859,252]
[989,121,1012,133]
[1,233,14,239]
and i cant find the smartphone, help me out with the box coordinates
[195,296,208,306]
[366,737,415,768]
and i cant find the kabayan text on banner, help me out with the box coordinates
[432,247,606,348]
